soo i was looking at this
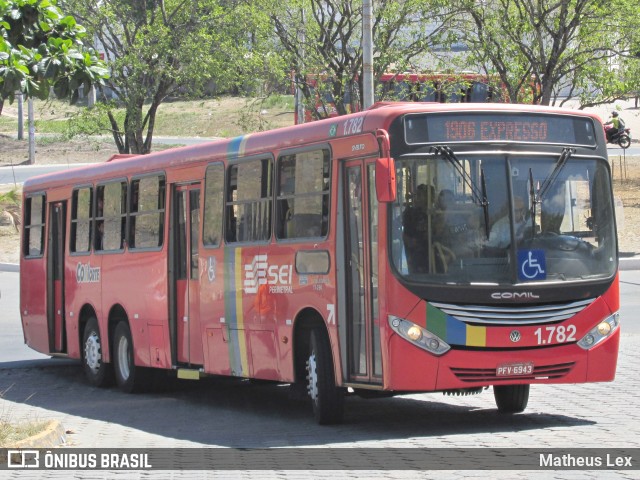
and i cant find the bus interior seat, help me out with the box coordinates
[287,213,322,238]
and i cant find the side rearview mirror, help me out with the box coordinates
[375,129,397,203]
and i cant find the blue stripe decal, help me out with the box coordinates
[446,315,466,345]
[227,136,244,160]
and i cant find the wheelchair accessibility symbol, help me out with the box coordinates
[518,250,546,281]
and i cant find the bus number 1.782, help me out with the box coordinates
[534,325,577,345]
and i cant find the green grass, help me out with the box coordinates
[0,419,49,447]
[0,95,295,139]
[0,386,49,447]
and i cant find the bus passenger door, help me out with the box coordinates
[172,184,203,366]
[47,201,67,353]
[341,160,382,384]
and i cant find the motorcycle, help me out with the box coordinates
[607,126,632,149]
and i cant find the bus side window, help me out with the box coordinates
[70,187,92,254]
[203,163,224,247]
[276,149,330,241]
[23,194,46,258]
[225,158,272,244]
[129,175,166,250]
[95,181,127,252]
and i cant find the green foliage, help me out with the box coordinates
[63,100,119,138]
[0,0,108,103]
[451,0,640,106]
[268,0,455,119]
[0,188,19,205]
[234,95,293,133]
[65,0,284,154]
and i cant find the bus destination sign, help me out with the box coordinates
[405,113,596,146]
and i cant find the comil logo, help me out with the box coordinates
[244,254,293,294]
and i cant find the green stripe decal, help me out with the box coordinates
[426,302,487,347]
[426,302,447,340]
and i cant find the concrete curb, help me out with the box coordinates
[9,419,66,449]
[620,256,640,271]
[0,263,19,272]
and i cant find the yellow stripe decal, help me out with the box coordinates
[235,248,249,376]
[466,324,486,347]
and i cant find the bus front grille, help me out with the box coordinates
[450,362,575,382]
[431,298,594,325]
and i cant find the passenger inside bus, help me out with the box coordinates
[485,196,528,250]
[432,189,483,271]
[95,197,104,250]
[277,167,295,238]
[402,184,433,274]
[95,221,104,250]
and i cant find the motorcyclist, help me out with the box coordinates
[604,111,625,142]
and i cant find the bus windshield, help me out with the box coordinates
[391,152,617,285]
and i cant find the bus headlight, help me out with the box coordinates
[388,315,450,356]
[577,312,619,350]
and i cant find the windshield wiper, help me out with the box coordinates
[530,147,575,235]
[430,145,490,238]
[536,147,575,202]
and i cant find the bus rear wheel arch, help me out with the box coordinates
[81,316,114,388]
[493,384,530,413]
[113,321,153,393]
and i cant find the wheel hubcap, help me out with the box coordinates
[307,353,318,400]
[117,335,130,381]
[84,332,101,374]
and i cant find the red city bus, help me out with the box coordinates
[294,72,511,124]
[21,102,619,424]
[376,72,508,104]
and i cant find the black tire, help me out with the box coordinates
[81,317,114,387]
[493,384,530,413]
[307,327,345,424]
[618,134,631,149]
[113,321,152,393]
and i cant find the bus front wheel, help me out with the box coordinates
[82,317,114,388]
[113,321,151,393]
[306,327,345,425]
[493,384,530,413]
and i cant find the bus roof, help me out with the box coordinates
[23,102,604,193]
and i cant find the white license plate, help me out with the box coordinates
[496,362,534,377]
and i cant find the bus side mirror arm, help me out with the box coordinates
[375,129,397,203]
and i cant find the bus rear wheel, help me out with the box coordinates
[306,327,345,424]
[113,321,152,393]
[82,317,113,387]
[493,384,530,413]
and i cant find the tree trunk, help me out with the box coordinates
[107,111,126,153]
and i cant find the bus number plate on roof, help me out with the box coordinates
[496,362,534,377]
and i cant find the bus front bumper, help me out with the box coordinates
[385,326,620,392]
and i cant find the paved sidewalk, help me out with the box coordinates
[0,334,638,479]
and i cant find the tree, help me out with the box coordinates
[268,0,456,120]
[65,0,281,154]
[0,0,107,106]
[451,0,640,106]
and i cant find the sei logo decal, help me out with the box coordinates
[244,254,293,294]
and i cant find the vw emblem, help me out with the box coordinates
[509,330,522,343]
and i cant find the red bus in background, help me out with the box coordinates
[21,102,619,424]
[294,72,508,124]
